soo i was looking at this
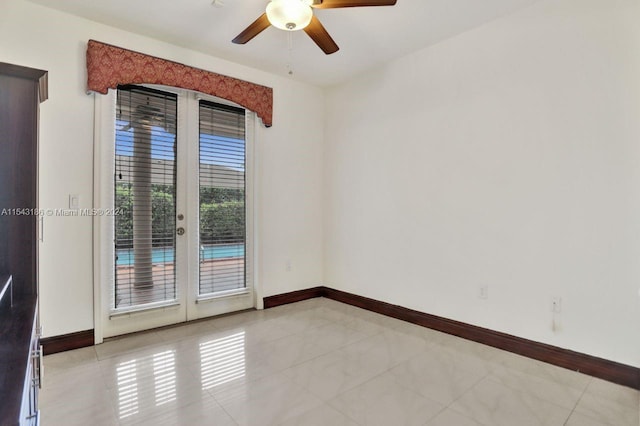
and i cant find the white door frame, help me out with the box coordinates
[92,87,260,343]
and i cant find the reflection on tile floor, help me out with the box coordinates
[41,298,640,426]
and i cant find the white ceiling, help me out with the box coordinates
[27,0,540,87]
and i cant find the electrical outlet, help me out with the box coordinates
[551,297,561,313]
[479,285,488,299]
[285,259,292,272]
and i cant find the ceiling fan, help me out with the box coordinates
[232,0,397,55]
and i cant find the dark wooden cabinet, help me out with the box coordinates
[0,62,47,426]
[0,63,46,296]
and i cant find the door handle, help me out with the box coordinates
[176,227,185,236]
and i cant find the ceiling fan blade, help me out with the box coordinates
[304,15,339,55]
[311,0,396,9]
[232,13,271,44]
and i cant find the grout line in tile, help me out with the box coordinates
[562,376,592,426]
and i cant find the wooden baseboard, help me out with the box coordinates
[264,286,640,390]
[41,329,94,355]
[263,286,325,308]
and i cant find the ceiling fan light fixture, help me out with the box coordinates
[266,0,313,31]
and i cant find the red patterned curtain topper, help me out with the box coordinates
[86,40,273,127]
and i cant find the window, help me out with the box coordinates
[102,84,254,324]
[198,101,247,296]
[114,86,178,309]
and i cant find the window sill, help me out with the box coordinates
[196,289,251,304]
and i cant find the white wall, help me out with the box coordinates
[2,0,637,369]
[0,0,325,338]
[324,0,640,367]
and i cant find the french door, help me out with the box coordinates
[95,85,255,340]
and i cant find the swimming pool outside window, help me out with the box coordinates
[198,101,247,296]
[113,86,178,309]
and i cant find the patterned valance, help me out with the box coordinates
[86,40,273,127]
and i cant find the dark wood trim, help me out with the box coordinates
[0,62,46,82]
[37,71,48,102]
[41,329,94,355]
[0,62,48,102]
[264,286,640,390]
[263,286,324,308]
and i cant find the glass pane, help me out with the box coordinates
[199,102,246,296]
[114,87,178,309]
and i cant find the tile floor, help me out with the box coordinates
[40,298,639,426]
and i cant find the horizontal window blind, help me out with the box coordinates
[114,85,178,309]
[198,101,246,296]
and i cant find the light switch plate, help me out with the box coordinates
[69,194,80,210]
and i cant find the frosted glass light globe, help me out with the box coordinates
[266,0,313,31]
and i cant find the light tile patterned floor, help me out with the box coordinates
[40,298,640,426]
